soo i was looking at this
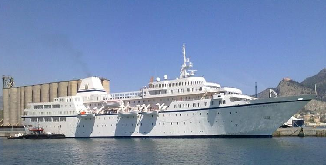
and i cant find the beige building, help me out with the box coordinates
[2,77,110,126]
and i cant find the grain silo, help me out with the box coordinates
[77,80,82,91]
[9,87,18,126]
[19,87,25,125]
[16,88,21,125]
[32,85,41,103]
[68,80,78,96]
[3,88,10,126]
[2,76,111,126]
[24,86,33,108]
[58,81,68,97]
[49,82,58,102]
[41,83,50,102]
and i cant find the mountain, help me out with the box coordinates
[258,69,326,115]
[301,68,326,101]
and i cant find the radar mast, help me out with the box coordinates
[180,44,196,78]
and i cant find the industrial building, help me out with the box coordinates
[1,76,110,126]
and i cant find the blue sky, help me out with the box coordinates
[0,1,325,95]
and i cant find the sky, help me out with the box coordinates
[0,1,325,95]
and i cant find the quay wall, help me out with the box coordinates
[273,127,326,137]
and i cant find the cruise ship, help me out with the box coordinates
[22,45,314,138]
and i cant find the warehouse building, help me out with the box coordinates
[2,76,110,126]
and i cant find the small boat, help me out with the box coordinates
[7,133,24,139]
[8,127,65,139]
[24,133,65,139]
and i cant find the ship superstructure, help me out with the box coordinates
[22,45,314,137]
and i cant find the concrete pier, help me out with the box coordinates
[273,127,326,137]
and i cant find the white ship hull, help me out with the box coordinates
[22,95,313,138]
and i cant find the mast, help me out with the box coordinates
[183,44,186,65]
[180,44,196,78]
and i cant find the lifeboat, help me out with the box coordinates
[142,110,159,116]
[118,110,139,116]
[77,111,95,118]
[105,100,122,108]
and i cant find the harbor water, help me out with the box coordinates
[1,137,326,165]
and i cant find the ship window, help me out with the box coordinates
[34,105,43,109]
[204,102,207,106]
[198,103,200,107]
[193,103,196,107]
[31,118,37,122]
[44,105,51,109]
[53,117,59,122]
[169,84,171,87]
[223,100,226,104]
[38,117,44,122]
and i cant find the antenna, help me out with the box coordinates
[315,84,318,95]
[255,82,258,98]
[183,43,186,65]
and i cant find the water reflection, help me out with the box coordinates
[1,137,326,165]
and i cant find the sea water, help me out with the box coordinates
[1,137,326,165]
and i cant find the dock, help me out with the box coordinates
[273,127,326,137]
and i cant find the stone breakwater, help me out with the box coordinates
[273,127,326,137]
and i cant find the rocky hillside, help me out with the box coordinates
[258,68,326,114]
[301,68,326,101]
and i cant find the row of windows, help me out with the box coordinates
[33,104,61,109]
[149,81,204,89]
[127,96,202,105]
[78,119,238,129]
[27,110,75,116]
[30,117,66,122]
[172,100,226,109]
[55,97,81,102]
